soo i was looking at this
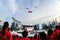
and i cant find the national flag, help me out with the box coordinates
[28,10,32,13]
[0,19,2,22]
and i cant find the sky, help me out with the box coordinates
[0,0,60,28]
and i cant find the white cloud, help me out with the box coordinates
[1,0,60,28]
[22,0,60,25]
[8,0,17,14]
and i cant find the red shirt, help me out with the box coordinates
[0,29,12,40]
[5,29,12,40]
[46,35,54,40]
[32,36,40,40]
[52,29,60,40]
[20,37,30,40]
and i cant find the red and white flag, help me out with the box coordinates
[28,10,32,13]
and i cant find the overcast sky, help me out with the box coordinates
[0,0,60,28]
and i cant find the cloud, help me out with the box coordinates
[8,0,17,14]
[21,0,60,25]
[1,0,60,28]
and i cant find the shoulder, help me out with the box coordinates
[5,30,11,36]
[21,37,30,40]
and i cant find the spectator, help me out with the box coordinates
[0,21,12,40]
[47,29,53,36]
[46,29,54,40]
[21,31,30,40]
[14,35,20,40]
[32,33,40,40]
[58,25,60,40]
[52,25,60,40]
[39,32,46,40]
[54,25,59,31]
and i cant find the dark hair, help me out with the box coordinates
[55,25,59,29]
[22,31,28,38]
[34,34,37,38]
[33,34,37,40]
[59,26,60,30]
[47,29,53,36]
[2,21,9,36]
[39,32,46,40]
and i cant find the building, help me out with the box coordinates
[22,24,39,31]
[11,17,21,31]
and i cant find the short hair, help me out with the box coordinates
[47,29,53,36]
[22,31,28,38]
[39,32,46,40]
[34,34,37,38]
[55,25,59,29]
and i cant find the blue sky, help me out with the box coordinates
[0,0,60,28]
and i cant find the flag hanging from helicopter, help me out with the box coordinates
[28,10,32,13]
[26,7,37,13]
[0,19,2,22]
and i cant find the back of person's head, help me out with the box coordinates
[55,25,59,30]
[59,26,60,30]
[58,23,60,30]
[39,32,46,40]
[2,21,9,36]
[2,21,9,30]
[34,34,37,38]
[47,29,53,36]
[22,31,28,38]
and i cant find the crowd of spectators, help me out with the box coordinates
[0,21,60,40]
